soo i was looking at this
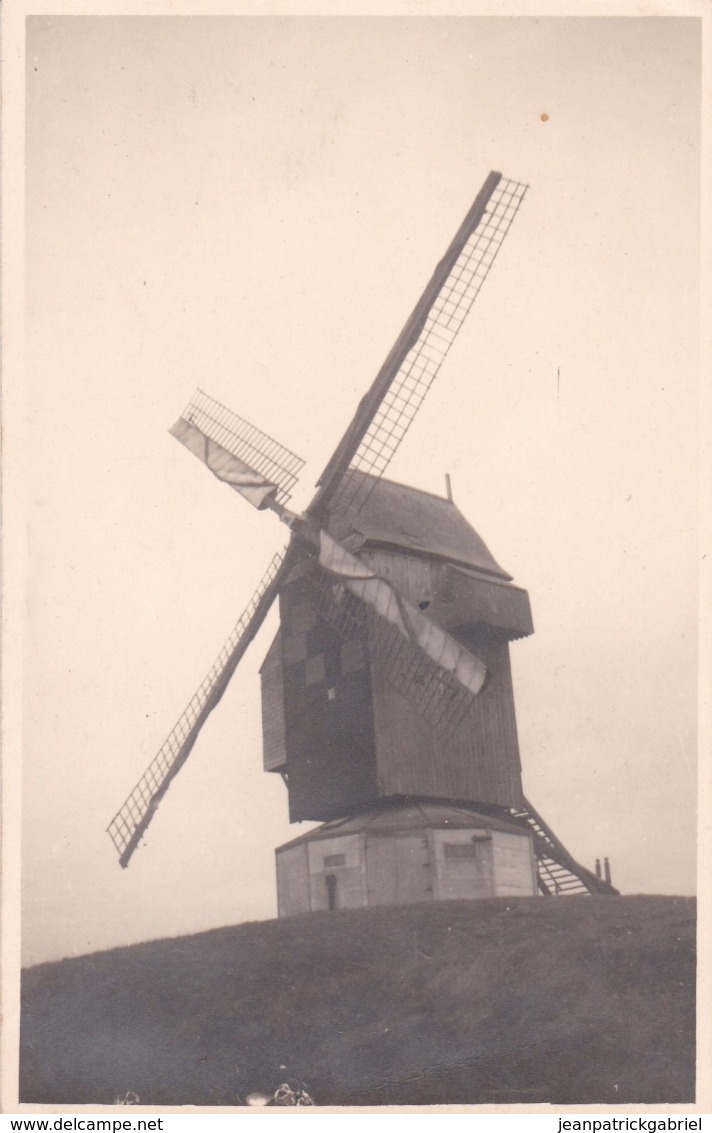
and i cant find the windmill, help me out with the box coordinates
[108,172,618,909]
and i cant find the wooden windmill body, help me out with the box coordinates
[108,172,618,907]
[264,473,533,819]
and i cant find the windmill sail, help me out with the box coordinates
[309,562,479,740]
[318,531,486,696]
[312,173,528,522]
[172,389,305,508]
[311,530,487,738]
[107,549,290,867]
[170,417,280,510]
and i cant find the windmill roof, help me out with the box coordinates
[327,472,512,581]
[276,801,528,850]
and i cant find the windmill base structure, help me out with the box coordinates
[108,170,619,907]
[276,804,538,915]
[275,800,615,915]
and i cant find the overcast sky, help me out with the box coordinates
[18,13,701,966]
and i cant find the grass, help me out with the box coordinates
[20,894,695,1107]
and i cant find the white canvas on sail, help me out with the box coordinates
[170,417,279,510]
[318,531,487,696]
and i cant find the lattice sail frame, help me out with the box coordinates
[332,178,528,520]
[107,550,287,866]
[309,561,476,741]
[180,389,305,506]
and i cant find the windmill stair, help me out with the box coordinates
[509,796,619,896]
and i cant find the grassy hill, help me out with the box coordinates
[21,895,695,1108]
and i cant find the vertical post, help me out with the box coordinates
[604,857,611,884]
[595,858,601,879]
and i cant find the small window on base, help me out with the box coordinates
[444,842,478,860]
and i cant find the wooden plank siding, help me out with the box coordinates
[278,570,380,822]
[365,834,432,906]
[357,548,533,638]
[368,627,524,810]
[431,828,494,900]
[490,829,539,896]
[275,843,310,917]
[362,547,526,810]
[260,630,288,773]
[265,542,530,821]
[307,834,365,911]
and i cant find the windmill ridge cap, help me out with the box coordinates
[334,471,484,525]
[331,471,514,580]
[375,474,453,505]
[338,471,490,525]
